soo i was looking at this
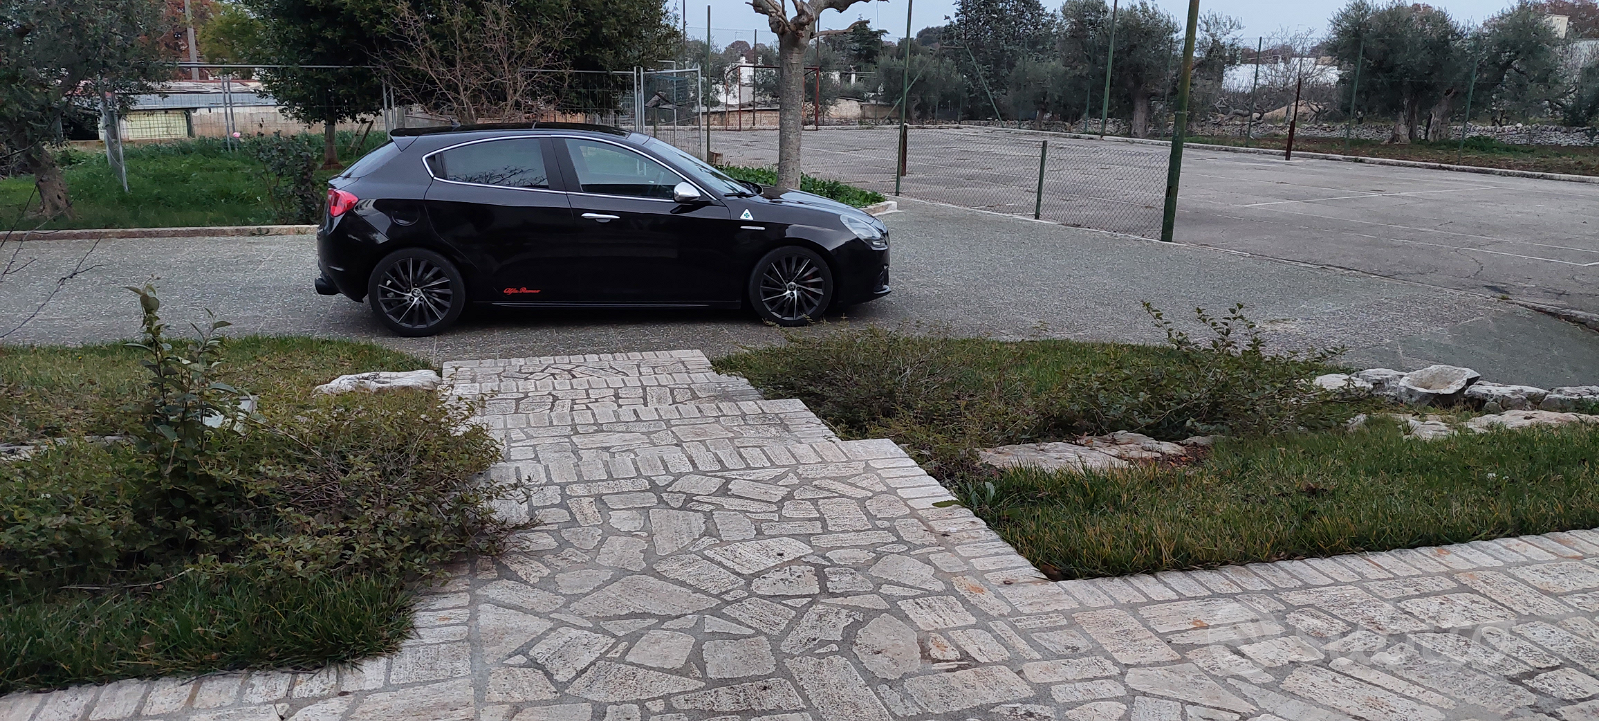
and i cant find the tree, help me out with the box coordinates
[381,0,569,124]
[0,0,171,219]
[749,0,876,191]
[878,48,971,119]
[1006,56,1067,124]
[842,19,887,67]
[1328,0,1463,144]
[1058,0,1178,137]
[1538,0,1599,38]
[1469,1,1566,126]
[198,1,266,67]
[953,0,1055,115]
[1566,58,1599,124]
[244,0,384,167]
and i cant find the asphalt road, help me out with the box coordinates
[715,127,1599,314]
[4,198,1596,388]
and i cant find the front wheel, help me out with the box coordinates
[367,248,466,337]
[749,246,834,327]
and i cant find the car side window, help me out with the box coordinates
[564,139,680,200]
[428,139,550,189]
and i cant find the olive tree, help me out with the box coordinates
[0,0,170,219]
[1058,0,1178,137]
[749,0,878,190]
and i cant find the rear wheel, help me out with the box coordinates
[367,248,466,337]
[748,246,834,326]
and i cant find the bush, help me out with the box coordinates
[247,133,322,224]
[715,305,1354,476]
[717,165,887,208]
[0,287,512,592]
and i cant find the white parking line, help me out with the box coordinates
[1239,186,1502,207]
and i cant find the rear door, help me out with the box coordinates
[421,137,576,301]
[551,137,733,304]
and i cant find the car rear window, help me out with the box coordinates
[426,139,550,189]
[338,141,402,179]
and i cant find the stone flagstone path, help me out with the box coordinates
[13,350,1599,721]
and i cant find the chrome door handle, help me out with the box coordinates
[581,213,620,223]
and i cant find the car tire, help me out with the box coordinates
[748,246,834,327]
[366,248,466,337]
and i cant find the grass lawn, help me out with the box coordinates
[0,138,885,231]
[0,133,388,230]
[1,308,509,692]
[1190,134,1599,177]
[715,323,1599,579]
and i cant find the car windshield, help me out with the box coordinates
[643,138,751,196]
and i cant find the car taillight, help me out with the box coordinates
[327,188,358,217]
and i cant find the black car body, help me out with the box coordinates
[316,123,890,336]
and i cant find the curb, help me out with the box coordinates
[13,225,317,242]
[861,200,898,216]
[1511,300,1599,333]
[960,125,1599,185]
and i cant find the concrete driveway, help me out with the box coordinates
[4,198,1596,387]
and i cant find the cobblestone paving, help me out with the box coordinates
[14,350,1599,721]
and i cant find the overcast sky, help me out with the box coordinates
[679,0,1528,48]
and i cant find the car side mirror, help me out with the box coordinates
[672,182,703,204]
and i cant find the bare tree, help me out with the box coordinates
[381,0,571,125]
[750,0,877,190]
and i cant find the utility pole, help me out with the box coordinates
[1158,0,1200,242]
[183,0,200,80]
[1344,34,1363,153]
[1099,0,1119,138]
[1244,36,1262,146]
[896,0,913,196]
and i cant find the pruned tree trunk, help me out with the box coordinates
[28,145,73,220]
[775,30,809,191]
[1427,92,1455,141]
[322,120,341,169]
[1130,90,1152,138]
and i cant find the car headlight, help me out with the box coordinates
[841,213,888,250]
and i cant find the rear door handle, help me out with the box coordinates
[581,213,619,223]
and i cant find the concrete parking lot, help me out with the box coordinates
[716,127,1599,314]
[4,198,1596,388]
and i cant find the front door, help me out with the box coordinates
[422,137,576,302]
[552,137,733,304]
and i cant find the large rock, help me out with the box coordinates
[1541,386,1599,412]
[1466,410,1599,433]
[1397,365,1480,406]
[977,443,1127,473]
[1313,374,1374,394]
[1078,431,1188,460]
[1463,382,1548,412]
[1354,369,1408,402]
[315,369,442,395]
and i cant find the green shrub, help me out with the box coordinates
[0,288,511,593]
[717,165,887,208]
[246,133,322,224]
[716,305,1354,476]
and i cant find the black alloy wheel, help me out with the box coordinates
[749,246,834,326]
[367,248,466,337]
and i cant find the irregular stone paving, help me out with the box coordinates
[15,350,1599,721]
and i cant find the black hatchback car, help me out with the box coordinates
[315,123,891,336]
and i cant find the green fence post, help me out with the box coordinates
[1457,59,1479,165]
[705,6,713,160]
[896,0,913,196]
[1159,0,1200,243]
[1099,0,1119,138]
[1033,139,1048,219]
[1344,35,1362,154]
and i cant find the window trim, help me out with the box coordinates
[551,135,703,204]
[421,136,561,194]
